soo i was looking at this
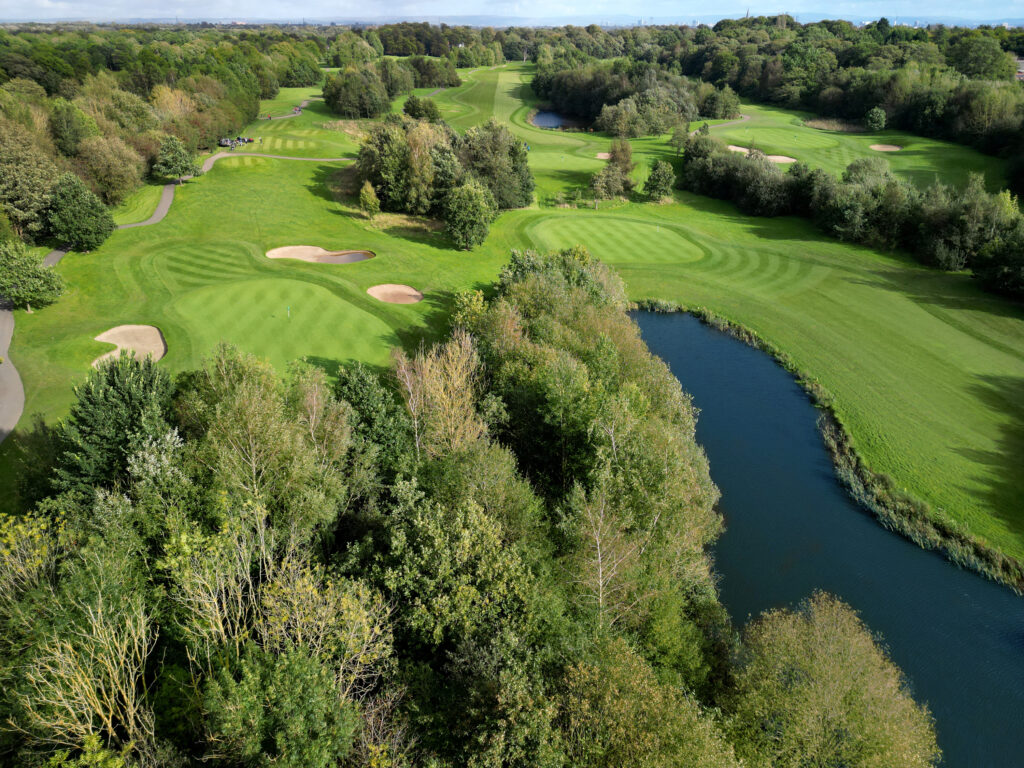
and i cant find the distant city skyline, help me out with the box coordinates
[3,0,1023,25]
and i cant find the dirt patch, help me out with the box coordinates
[93,325,166,367]
[266,246,375,264]
[727,145,797,163]
[870,144,902,152]
[367,284,424,304]
[320,120,367,141]
[596,152,611,160]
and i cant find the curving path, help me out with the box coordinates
[0,150,350,445]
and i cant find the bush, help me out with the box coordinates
[45,173,115,251]
[864,106,887,131]
[643,160,675,200]
[358,180,380,218]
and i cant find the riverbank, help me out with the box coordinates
[635,298,1024,592]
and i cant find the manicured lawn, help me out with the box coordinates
[712,102,1007,191]
[4,63,1024,569]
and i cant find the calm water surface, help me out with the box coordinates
[634,311,1024,767]
[530,110,584,129]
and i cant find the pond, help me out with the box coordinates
[634,310,1024,767]
[529,110,586,130]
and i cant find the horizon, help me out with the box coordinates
[4,6,1024,26]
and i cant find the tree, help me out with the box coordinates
[76,135,145,205]
[643,160,675,200]
[444,177,496,249]
[152,135,198,183]
[49,98,98,156]
[359,180,380,219]
[948,35,1016,80]
[0,118,60,240]
[203,645,359,768]
[46,173,115,251]
[0,240,63,312]
[729,592,940,768]
[55,354,173,494]
[865,106,887,131]
[669,121,689,155]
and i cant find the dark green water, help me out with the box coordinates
[634,311,1024,767]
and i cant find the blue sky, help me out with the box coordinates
[3,0,1022,23]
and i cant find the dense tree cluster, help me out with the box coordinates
[0,249,940,767]
[533,58,740,136]
[678,128,1024,297]
[0,26,323,249]
[324,57,458,119]
[357,116,533,248]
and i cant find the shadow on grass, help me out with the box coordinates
[954,375,1024,541]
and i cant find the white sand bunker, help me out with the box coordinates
[870,144,902,152]
[93,325,166,367]
[266,246,375,264]
[727,145,797,163]
[596,152,611,160]
[367,284,424,304]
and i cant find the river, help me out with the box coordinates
[634,310,1024,767]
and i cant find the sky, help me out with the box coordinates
[3,0,1023,24]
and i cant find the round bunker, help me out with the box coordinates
[727,145,797,163]
[266,246,375,264]
[93,325,167,367]
[367,284,424,304]
[870,144,902,152]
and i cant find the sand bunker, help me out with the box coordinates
[266,246,375,264]
[93,325,166,367]
[727,145,797,163]
[367,284,424,304]
[870,144,902,152]
[596,152,611,160]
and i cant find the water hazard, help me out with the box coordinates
[529,110,586,129]
[634,310,1024,767]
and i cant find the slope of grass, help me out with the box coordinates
[4,63,1024,573]
[713,102,1007,191]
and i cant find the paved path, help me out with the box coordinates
[1,151,350,445]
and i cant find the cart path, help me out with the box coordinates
[261,96,323,119]
[3,151,350,445]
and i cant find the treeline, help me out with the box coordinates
[324,56,460,119]
[0,248,941,767]
[496,17,1024,188]
[679,127,1024,298]
[533,59,740,136]
[357,116,533,247]
[0,27,323,247]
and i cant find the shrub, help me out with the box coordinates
[45,173,115,251]
[444,178,496,249]
[865,106,887,131]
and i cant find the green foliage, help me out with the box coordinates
[0,209,15,243]
[152,135,198,183]
[643,160,675,200]
[76,135,145,205]
[55,354,173,494]
[359,180,380,219]
[49,98,98,156]
[203,644,359,768]
[0,240,63,310]
[373,480,531,648]
[444,177,496,249]
[324,67,391,118]
[459,120,535,209]
[333,361,412,481]
[403,94,441,122]
[45,173,115,251]
[0,117,60,240]
[864,106,887,131]
[948,35,1016,79]
[729,592,941,768]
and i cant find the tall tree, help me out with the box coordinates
[152,135,199,183]
[0,240,64,312]
[443,177,496,250]
[46,173,115,251]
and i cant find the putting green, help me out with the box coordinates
[713,103,1007,191]
[171,278,397,371]
[4,63,1024,574]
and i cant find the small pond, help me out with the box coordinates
[634,310,1024,767]
[530,110,586,130]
